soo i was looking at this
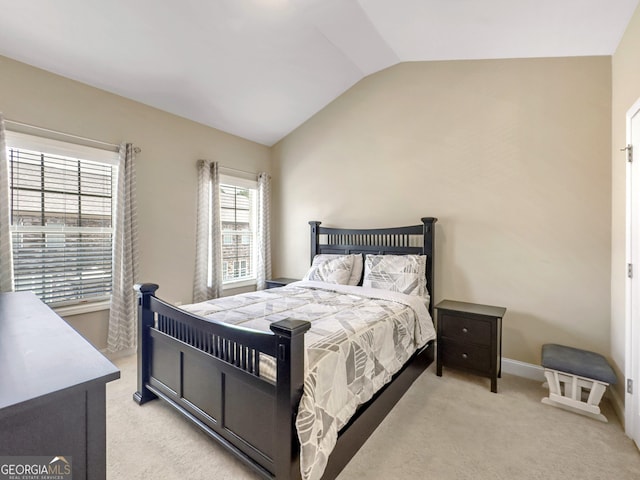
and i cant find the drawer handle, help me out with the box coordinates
[461,353,468,359]
[462,327,468,334]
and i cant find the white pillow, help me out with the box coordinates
[305,254,363,286]
[349,254,364,286]
[303,254,355,285]
[363,254,427,296]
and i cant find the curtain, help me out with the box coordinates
[256,172,271,290]
[193,159,222,302]
[0,114,14,293]
[107,144,139,353]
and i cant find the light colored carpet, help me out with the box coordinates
[106,355,640,479]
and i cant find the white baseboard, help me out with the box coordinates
[101,346,136,361]
[608,384,626,426]
[502,357,545,382]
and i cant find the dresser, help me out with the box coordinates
[435,300,506,393]
[0,292,120,480]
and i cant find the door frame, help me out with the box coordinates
[625,96,640,444]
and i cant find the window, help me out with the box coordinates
[6,132,118,306]
[220,175,257,285]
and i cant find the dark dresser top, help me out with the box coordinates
[0,291,120,411]
[434,299,506,318]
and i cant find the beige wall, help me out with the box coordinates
[272,57,612,365]
[611,4,640,397]
[0,55,270,350]
[0,52,618,369]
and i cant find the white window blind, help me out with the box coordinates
[6,132,118,306]
[220,175,257,284]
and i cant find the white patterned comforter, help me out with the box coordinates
[180,280,436,480]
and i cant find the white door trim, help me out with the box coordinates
[625,96,640,443]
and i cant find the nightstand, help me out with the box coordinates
[265,277,299,289]
[435,300,506,393]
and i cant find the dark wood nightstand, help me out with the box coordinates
[265,277,299,289]
[435,300,506,393]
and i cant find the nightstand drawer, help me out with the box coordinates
[440,313,492,346]
[440,340,491,373]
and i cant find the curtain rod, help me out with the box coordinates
[4,118,141,153]
[218,165,262,177]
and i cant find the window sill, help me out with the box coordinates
[223,278,257,290]
[53,300,111,317]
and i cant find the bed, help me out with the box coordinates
[133,217,437,480]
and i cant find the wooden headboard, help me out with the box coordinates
[309,217,437,316]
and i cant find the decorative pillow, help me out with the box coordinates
[305,254,363,286]
[363,254,427,296]
[303,254,355,285]
[349,254,364,286]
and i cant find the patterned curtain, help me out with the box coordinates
[193,159,222,302]
[256,172,272,290]
[108,144,139,353]
[0,114,14,293]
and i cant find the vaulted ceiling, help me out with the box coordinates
[0,0,637,146]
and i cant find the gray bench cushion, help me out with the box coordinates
[541,343,617,385]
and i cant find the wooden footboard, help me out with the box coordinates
[133,283,310,480]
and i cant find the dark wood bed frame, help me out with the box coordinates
[134,217,437,480]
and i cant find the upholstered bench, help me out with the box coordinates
[541,343,617,422]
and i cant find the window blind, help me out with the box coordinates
[220,181,257,284]
[8,142,115,306]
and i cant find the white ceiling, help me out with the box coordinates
[0,0,637,146]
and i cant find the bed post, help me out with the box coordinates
[421,217,437,318]
[133,283,159,405]
[270,319,312,480]
[309,221,321,264]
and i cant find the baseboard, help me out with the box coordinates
[102,346,136,361]
[608,384,626,426]
[502,357,545,382]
